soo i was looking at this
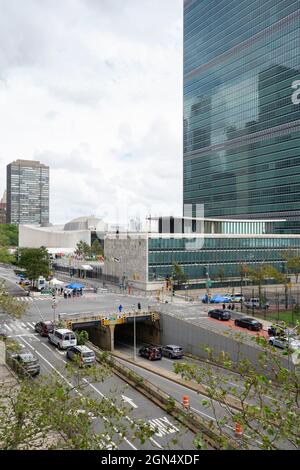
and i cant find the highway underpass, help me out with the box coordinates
[59,310,161,351]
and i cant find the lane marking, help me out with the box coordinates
[121,395,138,409]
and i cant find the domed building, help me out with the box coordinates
[19,215,107,253]
[64,216,107,233]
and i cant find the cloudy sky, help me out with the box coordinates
[0,0,183,226]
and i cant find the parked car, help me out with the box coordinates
[48,329,77,350]
[162,345,184,359]
[7,351,40,377]
[209,294,232,304]
[230,294,245,303]
[208,309,231,321]
[34,320,54,337]
[0,326,8,339]
[66,345,96,366]
[244,298,269,309]
[139,345,162,361]
[269,336,300,352]
[234,317,263,331]
[267,324,296,337]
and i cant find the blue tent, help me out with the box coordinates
[65,283,85,289]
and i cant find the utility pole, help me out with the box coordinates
[133,306,136,362]
[52,289,57,329]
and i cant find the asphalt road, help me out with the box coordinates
[2,318,196,450]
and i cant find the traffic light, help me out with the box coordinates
[101,318,105,326]
[67,321,72,329]
[151,312,155,322]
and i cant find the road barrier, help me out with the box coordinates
[182,395,190,409]
[235,423,243,438]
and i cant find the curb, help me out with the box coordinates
[110,350,243,412]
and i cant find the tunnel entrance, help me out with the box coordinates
[71,315,161,352]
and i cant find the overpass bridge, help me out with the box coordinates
[58,310,160,351]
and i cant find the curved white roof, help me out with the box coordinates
[64,216,106,232]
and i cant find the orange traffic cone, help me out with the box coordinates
[182,395,190,409]
[235,422,243,438]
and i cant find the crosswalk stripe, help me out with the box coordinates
[4,324,13,332]
[10,324,19,332]
[28,322,35,329]
[21,323,27,328]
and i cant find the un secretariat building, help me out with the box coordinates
[145,0,300,282]
[184,0,300,234]
[107,1,300,285]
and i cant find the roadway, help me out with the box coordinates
[2,318,196,450]
[0,265,294,450]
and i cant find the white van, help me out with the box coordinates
[48,329,77,350]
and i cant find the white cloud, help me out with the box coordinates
[0,0,183,225]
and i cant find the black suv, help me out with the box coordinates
[234,317,263,331]
[139,345,162,361]
[208,309,231,321]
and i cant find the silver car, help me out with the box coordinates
[66,345,96,366]
[162,344,184,359]
[269,336,300,352]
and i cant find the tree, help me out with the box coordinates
[75,241,91,259]
[0,340,156,450]
[91,239,103,257]
[0,281,28,318]
[247,265,281,307]
[0,247,14,264]
[172,263,187,287]
[17,248,50,281]
[0,224,18,247]
[75,330,89,345]
[217,267,225,284]
[284,252,300,283]
[173,329,300,450]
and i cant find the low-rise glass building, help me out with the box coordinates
[104,217,300,290]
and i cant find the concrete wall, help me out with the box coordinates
[19,224,91,249]
[160,313,289,375]
[114,320,161,346]
[104,235,148,284]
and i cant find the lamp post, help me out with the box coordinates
[133,306,137,362]
[52,290,57,330]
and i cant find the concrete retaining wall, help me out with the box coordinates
[159,313,289,374]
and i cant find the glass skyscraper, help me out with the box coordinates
[6,159,49,225]
[183,0,300,233]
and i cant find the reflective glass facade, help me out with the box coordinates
[148,236,300,280]
[183,0,300,233]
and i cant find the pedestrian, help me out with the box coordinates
[222,303,226,310]
[118,304,123,313]
[232,303,235,311]
[228,304,231,310]
[64,290,67,299]
[137,302,141,310]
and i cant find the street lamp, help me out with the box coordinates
[133,305,137,361]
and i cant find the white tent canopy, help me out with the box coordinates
[81,264,93,271]
[49,278,65,286]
